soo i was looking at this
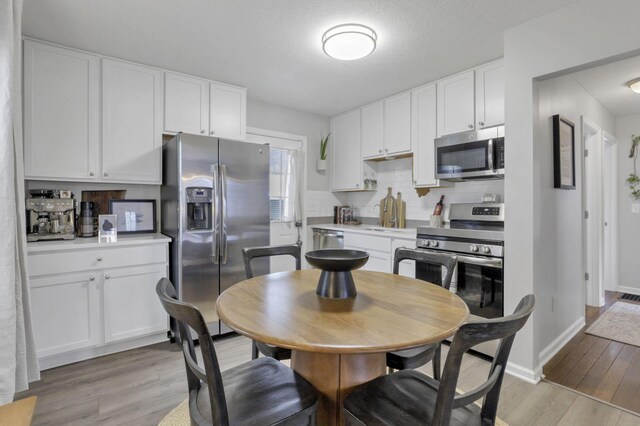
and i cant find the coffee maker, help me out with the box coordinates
[26,191,76,242]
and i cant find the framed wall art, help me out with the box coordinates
[109,199,157,234]
[553,114,576,190]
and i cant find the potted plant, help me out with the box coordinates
[627,134,640,200]
[317,133,330,171]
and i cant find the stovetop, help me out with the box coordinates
[417,222,504,242]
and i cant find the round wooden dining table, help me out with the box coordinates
[216,269,469,425]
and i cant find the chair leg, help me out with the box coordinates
[433,344,441,381]
[251,340,259,360]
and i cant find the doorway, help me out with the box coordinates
[582,118,618,307]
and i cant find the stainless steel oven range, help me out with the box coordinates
[416,203,504,356]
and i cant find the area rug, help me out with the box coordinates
[586,301,640,347]
[158,396,510,425]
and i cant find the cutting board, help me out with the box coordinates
[397,192,406,228]
[380,187,396,228]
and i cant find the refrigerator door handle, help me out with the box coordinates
[221,164,228,264]
[213,164,220,264]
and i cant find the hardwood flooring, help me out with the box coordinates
[16,331,640,425]
[544,291,640,415]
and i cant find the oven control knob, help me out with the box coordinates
[430,240,439,248]
[481,246,491,254]
[423,240,431,247]
[470,244,479,253]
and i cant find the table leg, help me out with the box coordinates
[291,350,386,425]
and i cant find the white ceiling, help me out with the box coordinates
[571,55,640,117]
[22,0,579,117]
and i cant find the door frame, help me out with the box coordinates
[602,131,618,292]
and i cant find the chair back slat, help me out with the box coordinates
[242,244,301,279]
[392,247,457,289]
[156,278,230,426]
[432,294,535,426]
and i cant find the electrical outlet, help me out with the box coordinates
[633,203,640,214]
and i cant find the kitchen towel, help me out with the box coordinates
[0,0,40,404]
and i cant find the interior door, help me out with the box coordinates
[218,139,270,332]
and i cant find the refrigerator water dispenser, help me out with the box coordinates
[186,187,213,230]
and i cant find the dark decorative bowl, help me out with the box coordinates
[305,249,369,299]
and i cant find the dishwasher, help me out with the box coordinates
[312,228,344,250]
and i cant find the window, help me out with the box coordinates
[270,148,291,222]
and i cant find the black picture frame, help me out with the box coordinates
[108,199,157,234]
[553,114,576,190]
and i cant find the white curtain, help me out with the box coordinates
[0,0,40,404]
[281,148,303,223]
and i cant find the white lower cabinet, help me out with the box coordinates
[391,238,416,278]
[103,264,167,343]
[27,238,169,369]
[30,272,101,358]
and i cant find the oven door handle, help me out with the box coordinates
[487,138,494,171]
[456,254,502,269]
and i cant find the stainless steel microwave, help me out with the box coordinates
[435,126,505,181]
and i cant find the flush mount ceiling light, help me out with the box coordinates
[322,24,377,61]
[627,78,640,94]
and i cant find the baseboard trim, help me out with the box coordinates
[38,332,168,370]
[506,362,541,384]
[617,286,640,296]
[539,316,585,368]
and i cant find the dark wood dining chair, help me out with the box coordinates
[156,278,318,426]
[242,244,301,361]
[343,294,535,426]
[386,247,457,380]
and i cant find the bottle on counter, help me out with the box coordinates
[433,195,445,216]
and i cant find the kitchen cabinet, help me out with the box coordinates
[361,101,384,159]
[103,264,167,343]
[391,238,416,278]
[210,83,247,140]
[344,233,392,273]
[436,70,475,137]
[164,75,247,140]
[164,72,209,135]
[23,40,100,181]
[475,61,505,129]
[101,59,163,184]
[30,272,101,358]
[331,110,363,191]
[383,92,412,155]
[27,236,169,369]
[411,83,446,188]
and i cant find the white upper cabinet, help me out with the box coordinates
[23,40,99,181]
[383,92,412,155]
[331,110,362,191]
[164,72,209,135]
[475,61,505,129]
[437,70,475,137]
[101,59,162,183]
[209,83,247,141]
[361,101,384,159]
[411,83,443,188]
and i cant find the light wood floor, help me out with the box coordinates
[544,291,640,415]
[17,333,640,425]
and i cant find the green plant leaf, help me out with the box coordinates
[320,133,331,161]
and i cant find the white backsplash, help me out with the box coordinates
[334,158,504,222]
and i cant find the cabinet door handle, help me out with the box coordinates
[97,257,103,261]
[89,276,95,281]
[103,172,109,177]
[105,275,111,280]
[89,172,94,177]
[379,149,382,153]
[200,130,205,134]
[384,148,388,152]
[210,131,215,135]
[468,124,474,129]
[479,121,485,126]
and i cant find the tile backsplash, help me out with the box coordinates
[334,157,504,222]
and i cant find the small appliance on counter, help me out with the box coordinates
[26,189,76,242]
[78,201,98,237]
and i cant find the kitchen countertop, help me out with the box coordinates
[26,233,171,253]
[311,223,417,239]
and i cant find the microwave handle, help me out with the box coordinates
[487,139,494,171]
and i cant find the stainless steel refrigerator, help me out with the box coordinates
[161,133,270,338]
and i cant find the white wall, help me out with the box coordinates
[338,157,504,222]
[247,98,330,191]
[616,114,640,291]
[535,75,615,358]
[504,0,640,381]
